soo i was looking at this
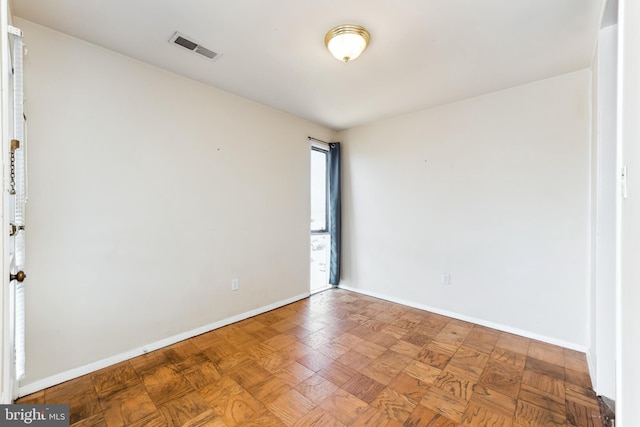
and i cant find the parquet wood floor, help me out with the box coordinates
[17,289,604,426]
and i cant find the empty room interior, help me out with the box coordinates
[1,0,639,426]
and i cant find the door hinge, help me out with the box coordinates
[8,26,22,37]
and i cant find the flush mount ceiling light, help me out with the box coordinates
[324,24,370,62]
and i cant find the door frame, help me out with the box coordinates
[1,0,17,403]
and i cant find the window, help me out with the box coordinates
[310,147,328,233]
[310,146,330,292]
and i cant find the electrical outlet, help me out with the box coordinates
[442,274,451,285]
[231,279,239,291]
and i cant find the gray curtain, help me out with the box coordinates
[328,143,341,285]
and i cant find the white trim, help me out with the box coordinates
[338,284,588,353]
[586,351,596,392]
[18,292,309,397]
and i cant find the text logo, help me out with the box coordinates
[0,405,69,426]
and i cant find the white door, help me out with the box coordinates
[4,26,27,401]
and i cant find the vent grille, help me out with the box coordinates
[169,32,220,60]
[194,45,218,59]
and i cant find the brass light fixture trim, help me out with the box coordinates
[324,24,371,62]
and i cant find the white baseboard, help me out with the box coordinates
[338,284,588,353]
[18,292,309,397]
[586,350,597,392]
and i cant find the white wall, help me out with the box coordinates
[17,18,335,389]
[339,70,591,348]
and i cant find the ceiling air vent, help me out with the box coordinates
[169,32,221,60]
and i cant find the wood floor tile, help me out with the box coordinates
[51,391,102,425]
[525,357,565,381]
[297,352,334,372]
[319,389,369,425]
[495,333,530,355]
[465,326,500,345]
[337,349,375,372]
[273,361,315,387]
[251,326,282,342]
[477,361,523,399]
[183,362,223,390]
[46,376,96,402]
[404,404,459,427]
[426,340,460,358]
[342,372,386,403]
[22,289,602,427]
[388,372,432,405]
[293,407,345,427]
[130,351,172,377]
[200,341,237,364]
[389,340,423,358]
[164,340,203,364]
[370,387,417,423]
[333,332,365,348]
[267,389,315,425]
[376,349,412,369]
[402,331,432,347]
[97,383,157,427]
[469,386,517,418]
[528,341,565,366]
[181,410,228,427]
[139,365,195,406]
[294,373,339,404]
[518,385,566,416]
[258,349,296,373]
[190,331,225,351]
[280,341,317,359]
[204,384,264,425]
[361,358,404,385]
[460,402,512,427]
[433,369,476,401]
[420,385,468,423]
[92,362,139,395]
[491,347,526,369]
[242,409,288,427]
[521,369,565,399]
[352,406,403,426]
[247,375,292,404]
[70,413,107,427]
[404,360,442,384]
[317,341,351,360]
[228,360,272,389]
[565,367,593,388]
[565,400,603,427]
[118,412,166,427]
[242,342,278,361]
[215,351,253,375]
[513,399,566,426]
[351,338,387,359]
[301,331,334,349]
[416,348,452,370]
[382,324,412,340]
[158,391,210,427]
[264,333,298,351]
[318,360,358,387]
[564,354,590,374]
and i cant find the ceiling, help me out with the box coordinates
[12,0,603,131]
